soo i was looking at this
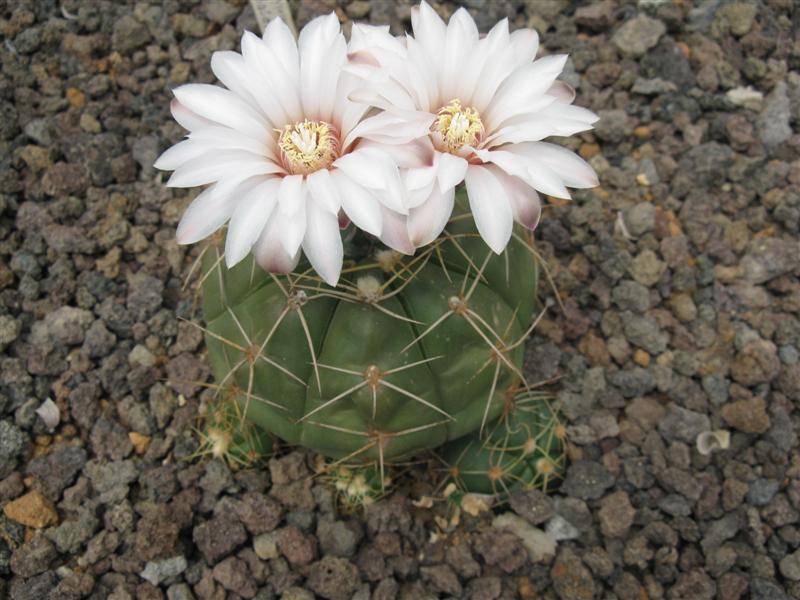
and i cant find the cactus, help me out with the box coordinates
[196,202,562,494]
[437,388,566,497]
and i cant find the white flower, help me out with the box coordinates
[155,15,428,286]
[346,2,600,253]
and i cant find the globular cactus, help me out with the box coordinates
[437,389,566,497]
[196,205,559,494]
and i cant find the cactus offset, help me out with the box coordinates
[438,389,566,497]
[198,202,561,492]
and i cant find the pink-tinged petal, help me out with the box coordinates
[342,110,434,150]
[333,148,407,214]
[332,171,382,236]
[306,169,341,215]
[263,17,299,85]
[277,174,305,219]
[154,139,206,171]
[411,1,446,75]
[358,138,435,169]
[404,35,437,111]
[511,142,598,188]
[474,147,570,199]
[172,84,269,142]
[302,200,344,286]
[348,79,418,112]
[483,54,567,132]
[379,206,415,255]
[166,150,283,188]
[333,72,371,140]
[170,99,215,132]
[484,108,593,147]
[299,13,346,121]
[436,152,469,192]
[225,177,281,267]
[241,31,303,124]
[254,214,301,274]
[464,165,513,254]
[509,28,539,66]
[456,18,508,107]
[547,81,576,104]
[176,177,262,245]
[407,185,454,247]
[189,126,277,161]
[487,165,541,230]
[403,164,438,209]
[210,51,260,109]
[440,8,479,102]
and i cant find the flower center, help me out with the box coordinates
[278,119,340,175]
[432,99,484,153]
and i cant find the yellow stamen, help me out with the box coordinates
[278,119,340,175]
[433,99,484,153]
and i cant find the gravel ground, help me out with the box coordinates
[1,0,800,599]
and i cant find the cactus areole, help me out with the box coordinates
[201,202,542,467]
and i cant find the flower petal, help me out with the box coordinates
[407,184,454,247]
[241,30,303,124]
[225,177,281,267]
[379,206,415,255]
[170,99,215,132]
[154,139,206,171]
[436,152,469,193]
[172,84,269,142]
[333,148,407,214]
[306,168,341,215]
[464,165,513,254]
[302,199,344,286]
[473,147,570,199]
[299,13,346,121]
[254,213,301,274]
[166,150,282,188]
[510,142,598,189]
[440,8,479,102]
[332,171,383,236]
[263,17,299,85]
[487,165,541,230]
[176,177,263,245]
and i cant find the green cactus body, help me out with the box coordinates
[200,208,539,468]
[438,390,566,497]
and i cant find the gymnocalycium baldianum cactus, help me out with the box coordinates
[197,202,565,496]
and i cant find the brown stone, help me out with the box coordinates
[598,491,635,538]
[721,396,770,433]
[3,490,59,528]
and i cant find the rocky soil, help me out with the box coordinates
[1,0,799,599]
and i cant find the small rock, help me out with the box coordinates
[574,0,615,31]
[622,313,668,355]
[193,514,246,564]
[140,555,188,586]
[594,109,632,143]
[41,162,89,196]
[278,525,317,566]
[10,535,57,577]
[253,532,278,560]
[112,15,150,52]
[780,550,800,581]
[598,491,635,538]
[0,315,21,351]
[747,479,780,507]
[612,15,665,58]
[545,515,581,541]
[658,403,711,444]
[629,249,666,286]
[473,528,528,573]
[306,555,360,600]
[741,237,799,284]
[420,565,462,597]
[721,396,770,434]
[0,420,25,478]
[717,2,758,36]
[759,81,792,148]
[317,519,362,557]
[493,513,556,563]
[562,461,614,500]
[233,491,282,535]
[3,490,59,528]
[509,488,554,525]
[551,548,595,600]
[213,556,257,598]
